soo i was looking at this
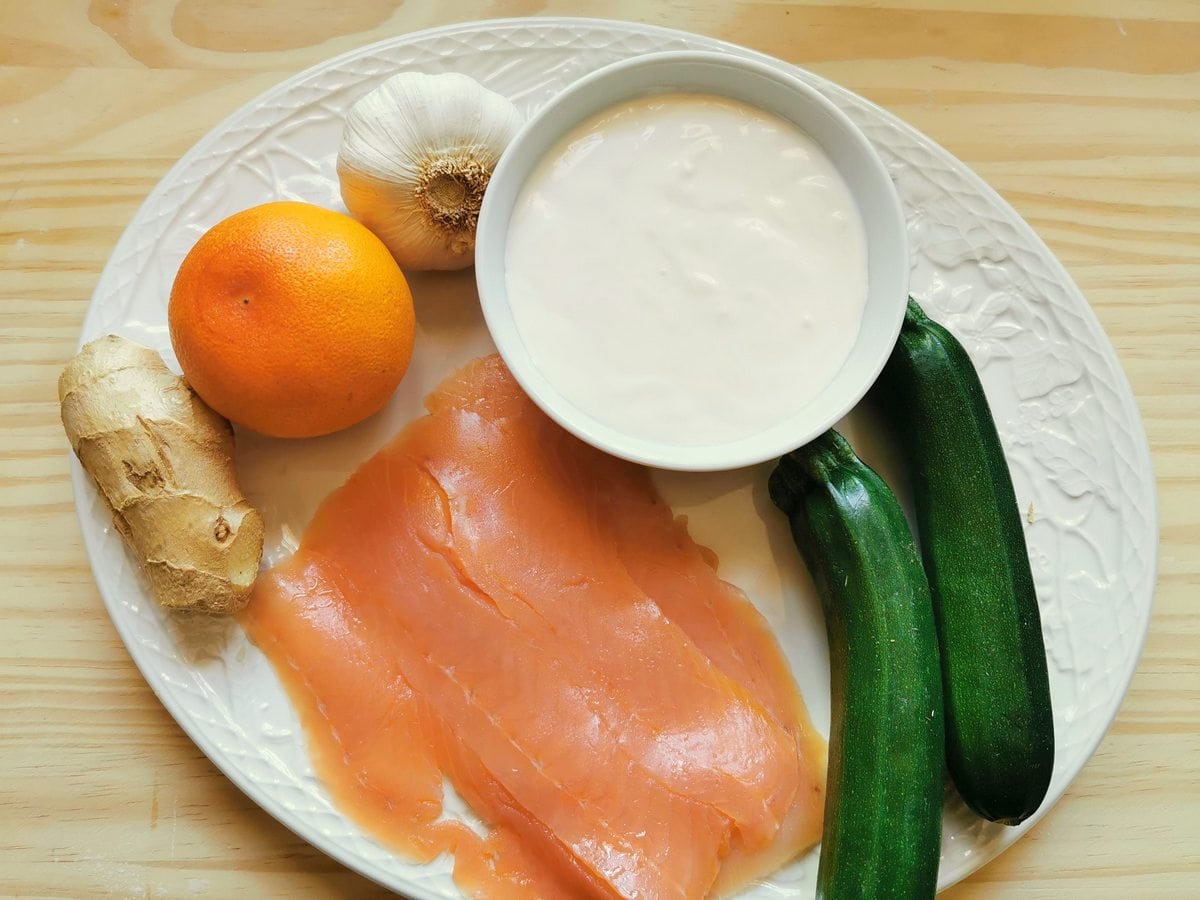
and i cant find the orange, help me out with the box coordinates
[168,201,415,438]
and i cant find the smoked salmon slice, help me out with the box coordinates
[241,355,826,898]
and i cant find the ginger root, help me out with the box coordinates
[59,335,264,614]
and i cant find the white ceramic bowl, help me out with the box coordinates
[476,51,908,471]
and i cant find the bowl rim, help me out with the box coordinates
[476,49,909,471]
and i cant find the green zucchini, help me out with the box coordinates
[770,430,943,900]
[874,297,1054,825]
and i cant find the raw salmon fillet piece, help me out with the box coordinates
[242,355,826,899]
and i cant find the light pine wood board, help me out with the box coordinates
[1,1,1197,897]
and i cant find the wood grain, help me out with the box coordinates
[2,1,1197,897]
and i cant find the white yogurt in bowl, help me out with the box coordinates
[505,92,868,447]
[476,52,908,471]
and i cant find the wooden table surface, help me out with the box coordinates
[2,1,1197,897]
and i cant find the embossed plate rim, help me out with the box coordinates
[71,16,1158,898]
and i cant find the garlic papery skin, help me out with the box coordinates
[337,71,523,271]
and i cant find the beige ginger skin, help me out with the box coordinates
[59,335,264,614]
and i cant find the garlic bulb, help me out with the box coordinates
[337,71,523,271]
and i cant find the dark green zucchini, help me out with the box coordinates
[770,430,943,900]
[874,297,1054,825]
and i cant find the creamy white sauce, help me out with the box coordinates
[505,92,868,447]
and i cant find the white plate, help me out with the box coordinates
[73,17,1158,898]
